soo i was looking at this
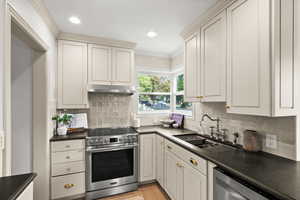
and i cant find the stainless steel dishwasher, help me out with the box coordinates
[214,168,274,200]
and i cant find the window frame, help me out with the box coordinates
[137,71,172,114]
[137,70,193,117]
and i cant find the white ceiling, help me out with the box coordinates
[43,0,217,56]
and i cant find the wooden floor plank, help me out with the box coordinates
[100,184,169,200]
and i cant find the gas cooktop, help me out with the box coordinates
[174,134,218,148]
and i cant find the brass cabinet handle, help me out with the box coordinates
[176,162,184,168]
[64,183,74,189]
[190,158,198,166]
[197,96,204,99]
[66,156,70,159]
[226,105,230,109]
[65,145,70,148]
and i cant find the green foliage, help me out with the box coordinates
[52,114,72,125]
[177,74,184,91]
[138,74,170,93]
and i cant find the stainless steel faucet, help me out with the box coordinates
[200,114,221,133]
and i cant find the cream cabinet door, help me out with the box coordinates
[183,162,207,200]
[164,150,183,200]
[184,33,201,102]
[155,135,165,187]
[226,0,271,116]
[88,44,112,85]
[112,48,134,85]
[139,134,156,182]
[201,11,226,102]
[57,40,88,109]
[272,0,297,116]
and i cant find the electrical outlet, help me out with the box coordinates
[266,134,277,149]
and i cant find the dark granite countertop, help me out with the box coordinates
[50,131,87,142]
[136,126,300,200]
[0,173,37,200]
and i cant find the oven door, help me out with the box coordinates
[86,145,138,192]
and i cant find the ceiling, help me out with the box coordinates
[43,0,217,56]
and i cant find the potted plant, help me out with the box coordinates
[52,114,73,136]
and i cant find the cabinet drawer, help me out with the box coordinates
[51,172,85,199]
[52,161,85,177]
[165,140,207,175]
[51,140,85,152]
[52,150,84,164]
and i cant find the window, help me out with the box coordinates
[174,74,193,116]
[137,72,192,116]
[138,73,171,113]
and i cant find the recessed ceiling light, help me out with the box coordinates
[69,16,81,24]
[147,31,158,38]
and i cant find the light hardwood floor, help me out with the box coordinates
[99,184,169,200]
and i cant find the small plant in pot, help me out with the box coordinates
[52,114,73,136]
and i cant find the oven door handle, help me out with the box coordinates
[86,144,138,153]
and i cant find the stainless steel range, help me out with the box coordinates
[85,127,138,200]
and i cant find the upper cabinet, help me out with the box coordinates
[88,45,134,86]
[57,40,88,109]
[88,44,112,85]
[184,33,201,102]
[200,11,227,102]
[226,0,271,116]
[112,48,134,85]
[58,40,135,109]
[183,0,298,117]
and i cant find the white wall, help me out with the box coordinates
[0,0,4,131]
[1,0,57,199]
[136,54,171,72]
[11,34,33,175]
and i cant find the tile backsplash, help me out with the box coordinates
[61,94,133,128]
[187,102,296,160]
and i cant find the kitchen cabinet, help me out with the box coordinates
[226,0,297,116]
[112,48,134,85]
[164,150,183,200]
[155,134,165,187]
[200,11,226,102]
[184,33,201,102]
[51,139,85,199]
[208,162,217,200]
[17,182,33,200]
[88,45,134,86]
[139,134,156,182]
[164,140,207,200]
[57,40,88,109]
[88,44,112,85]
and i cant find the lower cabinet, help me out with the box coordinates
[16,182,33,200]
[165,144,207,200]
[156,135,165,187]
[139,134,156,182]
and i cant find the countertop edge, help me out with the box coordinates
[139,128,295,200]
[9,173,37,200]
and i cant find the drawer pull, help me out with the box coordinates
[65,145,71,148]
[167,145,172,150]
[64,183,74,189]
[66,168,71,172]
[176,163,183,168]
[66,156,70,159]
[190,158,198,166]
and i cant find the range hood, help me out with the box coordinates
[87,85,136,95]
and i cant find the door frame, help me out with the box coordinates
[3,1,48,176]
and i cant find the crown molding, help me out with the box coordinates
[58,32,137,49]
[180,0,235,39]
[135,49,171,58]
[30,0,59,36]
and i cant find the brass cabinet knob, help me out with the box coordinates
[167,145,172,150]
[226,105,230,109]
[66,156,70,159]
[65,145,70,148]
[190,158,198,166]
[64,183,74,189]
